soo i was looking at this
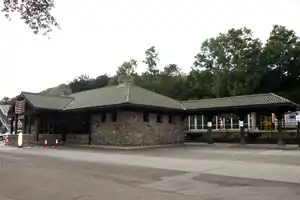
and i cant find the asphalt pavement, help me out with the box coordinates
[0,143,300,200]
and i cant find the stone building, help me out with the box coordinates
[8,81,186,146]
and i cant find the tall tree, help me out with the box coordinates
[194,28,264,97]
[116,59,138,76]
[143,46,159,75]
[69,74,91,93]
[2,0,59,35]
[262,25,300,101]
[0,96,11,105]
[162,64,182,76]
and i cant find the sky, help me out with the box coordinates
[0,0,300,98]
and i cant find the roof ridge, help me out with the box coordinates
[181,93,272,103]
[269,93,290,103]
[62,99,75,110]
[270,93,300,108]
[126,83,131,102]
[68,85,118,96]
[132,85,183,106]
[21,91,74,99]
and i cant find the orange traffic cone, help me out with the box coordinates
[55,139,59,147]
[4,139,8,146]
[43,139,48,147]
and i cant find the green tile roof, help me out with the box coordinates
[20,87,299,112]
[21,84,184,111]
[65,83,184,110]
[21,92,74,110]
[181,93,299,110]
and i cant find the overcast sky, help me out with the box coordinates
[0,0,300,98]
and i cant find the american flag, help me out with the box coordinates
[15,100,25,115]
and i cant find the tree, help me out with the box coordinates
[184,69,214,100]
[69,74,91,93]
[194,28,264,97]
[143,46,159,75]
[0,96,11,105]
[116,59,137,76]
[162,64,182,76]
[2,0,59,35]
[261,25,300,102]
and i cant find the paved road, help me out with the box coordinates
[0,144,300,200]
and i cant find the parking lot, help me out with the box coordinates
[0,143,300,200]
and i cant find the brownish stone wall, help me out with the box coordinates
[38,134,62,146]
[66,134,89,144]
[7,134,35,147]
[91,111,184,146]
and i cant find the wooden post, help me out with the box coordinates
[23,115,27,134]
[88,114,92,145]
[28,116,32,134]
[14,115,18,134]
[36,118,40,142]
[10,116,14,134]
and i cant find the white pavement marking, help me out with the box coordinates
[0,146,33,151]
[10,148,300,184]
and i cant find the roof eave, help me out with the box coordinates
[64,102,185,113]
[184,103,299,113]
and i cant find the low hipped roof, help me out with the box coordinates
[181,93,300,111]
[19,85,299,113]
[21,83,185,111]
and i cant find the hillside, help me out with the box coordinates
[40,84,72,96]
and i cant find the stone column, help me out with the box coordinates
[247,114,251,129]
[201,115,204,129]
[216,116,218,130]
[275,112,284,146]
[251,112,256,130]
[194,116,197,130]
[188,116,191,131]
[230,117,233,129]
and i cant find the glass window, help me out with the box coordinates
[143,112,149,122]
[157,115,162,123]
[111,112,117,122]
[101,113,106,122]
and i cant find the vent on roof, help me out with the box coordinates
[118,75,134,85]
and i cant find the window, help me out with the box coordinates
[157,114,162,123]
[111,112,117,122]
[143,112,149,122]
[168,115,173,124]
[101,113,106,122]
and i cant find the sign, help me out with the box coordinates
[207,122,212,127]
[239,121,244,127]
[296,115,300,122]
[15,100,25,114]
[17,132,23,147]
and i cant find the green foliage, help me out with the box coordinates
[0,96,11,105]
[5,25,300,105]
[143,46,159,76]
[2,0,59,36]
[117,59,138,76]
